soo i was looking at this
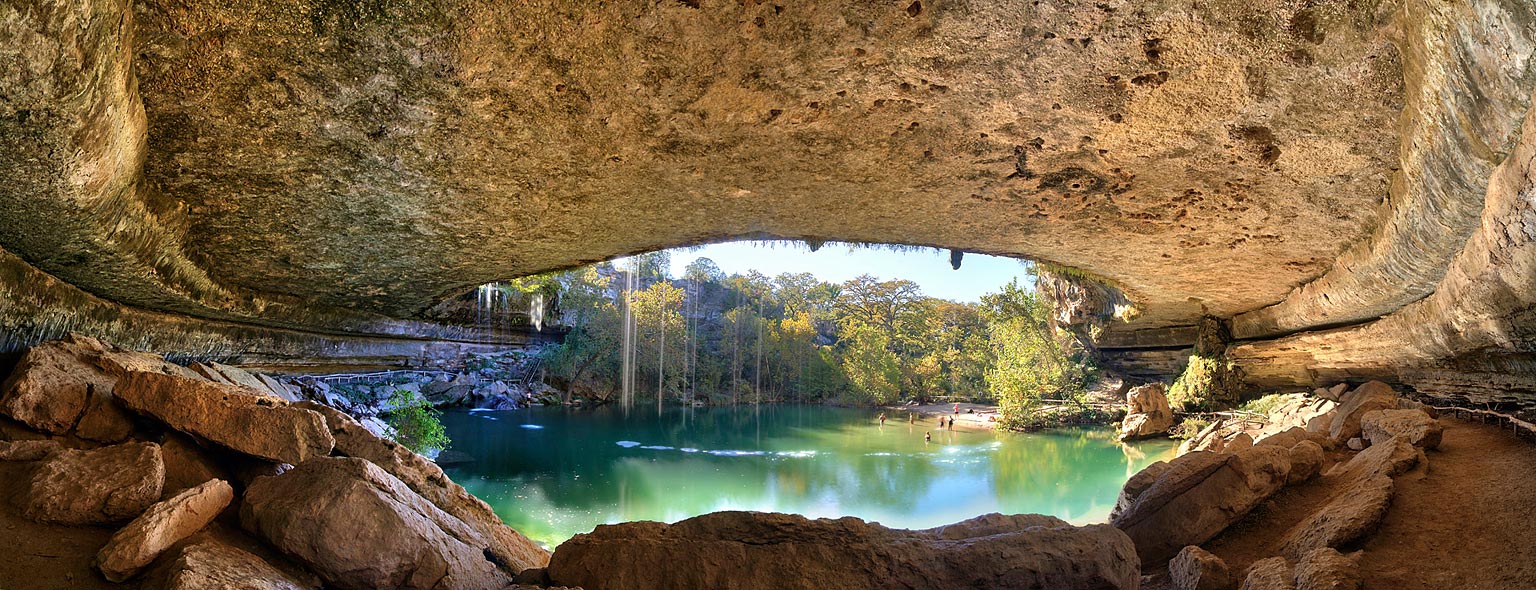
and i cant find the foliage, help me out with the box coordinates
[1166,354,1243,412]
[384,389,451,455]
[1237,393,1289,417]
[1169,416,1212,440]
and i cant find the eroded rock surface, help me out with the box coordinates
[1119,383,1175,441]
[1361,409,1443,449]
[1170,545,1231,590]
[150,539,317,590]
[1294,548,1361,590]
[546,511,1140,590]
[1283,475,1394,559]
[1112,446,1290,563]
[22,441,165,525]
[1328,382,1399,443]
[1241,557,1296,590]
[0,337,115,433]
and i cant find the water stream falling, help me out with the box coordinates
[529,292,545,332]
[620,264,636,412]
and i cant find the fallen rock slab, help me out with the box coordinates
[241,457,510,590]
[1325,437,1420,482]
[1241,557,1296,590]
[1112,460,1170,521]
[116,372,333,464]
[1283,475,1394,559]
[1113,446,1291,563]
[97,479,235,582]
[1361,409,1443,449]
[22,441,164,525]
[545,511,1141,590]
[1328,381,1398,443]
[150,539,317,590]
[76,382,138,443]
[1170,545,1231,590]
[1294,548,1361,590]
[297,401,550,572]
[160,433,235,495]
[0,337,115,433]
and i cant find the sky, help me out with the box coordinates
[663,241,1032,303]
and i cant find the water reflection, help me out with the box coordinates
[440,405,1174,549]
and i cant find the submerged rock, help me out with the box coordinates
[1360,409,1442,449]
[22,441,164,525]
[1283,475,1394,559]
[1170,545,1231,590]
[96,479,234,582]
[296,401,550,572]
[149,539,317,590]
[1113,446,1291,563]
[115,371,334,464]
[1119,383,1175,441]
[241,457,511,590]
[545,511,1140,590]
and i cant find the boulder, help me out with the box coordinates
[76,382,138,443]
[115,371,334,464]
[1360,409,1442,449]
[95,347,207,382]
[1288,441,1326,485]
[1112,446,1291,563]
[1325,437,1420,482]
[0,337,115,433]
[22,441,164,525]
[257,374,302,402]
[1225,432,1255,453]
[1283,475,1393,559]
[295,401,550,572]
[1169,545,1231,590]
[1262,395,1338,434]
[1112,460,1170,521]
[1345,438,1366,451]
[189,363,239,386]
[0,439,63,461]
[1118,383,1175,441]
[1178,420,1229,455]
[1294,548,1361,590]
[240,457,511,590]
[150,539,317,590]
[1328,381,1398,443]
[1240,557,1296,590]
[545,511,1141,590]
[206,362,279,397]
[921,512,1069,539]
[96,479,235,582]
[1256,427,1309,449]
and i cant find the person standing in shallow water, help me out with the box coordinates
[924,431,931,443]
[878,413,886,426]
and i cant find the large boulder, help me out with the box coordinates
[116,371,334,464]
[1111,460,1170,521]
[240,457,511,590]
[0,337,116,433]
[1240,557,1296,590]
[1294,548,1361,590]
[96,479,235,582]
[545,511,1140,590]
[1327,382,1398,443]
[149,538,317,590]
[1119,383,1175,441]
[1283,475,1394,559]
[1324,437,1421,482]
[22,441,164,525]
[76,381,139,443]
[160,433,235,496]
[296,401,550,572]
[1112,446,1291,563]
[1287,441,1326,485]
[1170,545,1231,590]
[1360,409,1442,449]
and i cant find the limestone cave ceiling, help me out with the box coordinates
[0,0,1532,342]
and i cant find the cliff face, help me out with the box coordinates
[1,0,1534,398]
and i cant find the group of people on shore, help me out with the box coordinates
[877,409,959,443]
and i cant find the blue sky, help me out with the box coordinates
[665,241,1032,303]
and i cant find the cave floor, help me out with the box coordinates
[1144,417,1536,589]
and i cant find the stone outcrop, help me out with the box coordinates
[22,441,165,525]
[1112,446,1291,563]
[116,371,334,464]
[96,479,235,582]
[1282,476,1394,559]
[150,539,318,590]
[545,511,1140,590]
[241,457,512,590]
[1170,545,1231,590]
[1361,409,1443,449]
[296,401,550,572]
[1328,382,1399,443]
[1119,383,1175,441]
[1294,548,1361,590]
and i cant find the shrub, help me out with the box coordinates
[1170,416,1212,440]
[383,389,451,455]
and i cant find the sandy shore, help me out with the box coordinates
[880,402,1000,431]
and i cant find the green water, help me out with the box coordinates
[440,405,1174,549]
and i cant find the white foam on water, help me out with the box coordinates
[615,441,642,448]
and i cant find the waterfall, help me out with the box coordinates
[620,264,636,412]
[529,292,545,332]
